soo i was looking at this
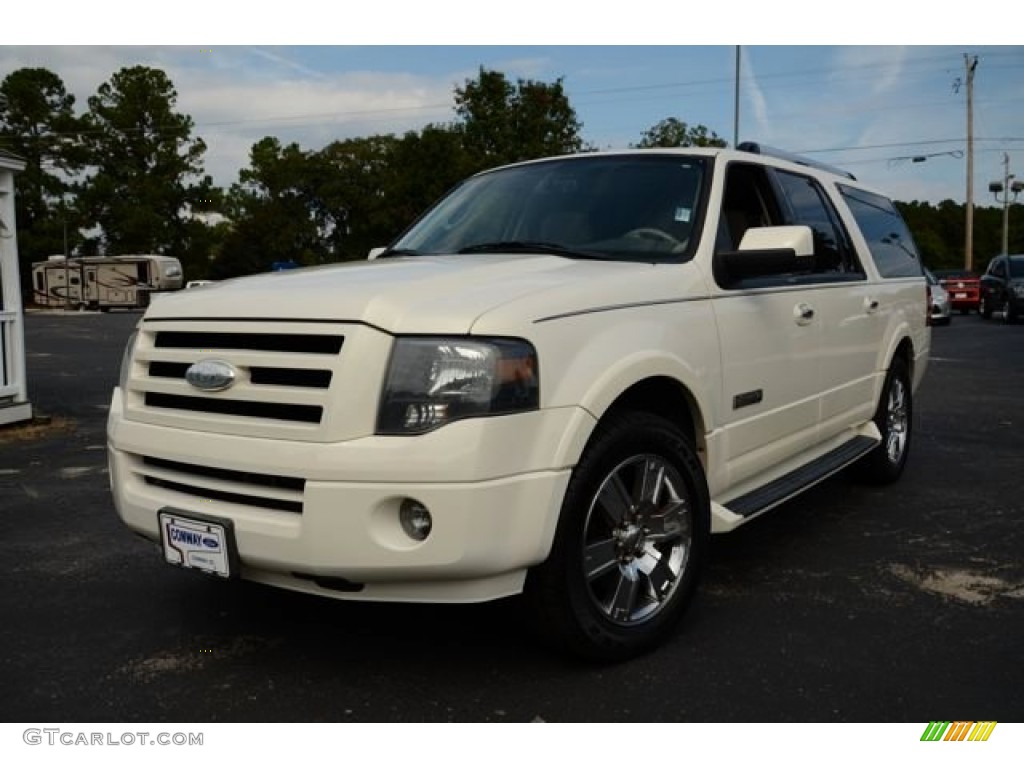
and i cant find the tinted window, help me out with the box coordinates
[393,155,708,263]
[838,185,923,278]
[1008,258,1024,278]
[715,163,783,253]
[776,170,860,274]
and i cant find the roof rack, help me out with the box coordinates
[737,141,857,181]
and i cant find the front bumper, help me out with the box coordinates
[108,388,588,602]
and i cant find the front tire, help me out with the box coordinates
[526,411,709,661]
[980,295,992,319]
[1003,297,1017,324]
[856,357,912,484]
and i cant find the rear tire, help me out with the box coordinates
[856,357,912,485]
[526,410,709,662]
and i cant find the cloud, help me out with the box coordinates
[247,48,328,80]
[2,46,461,186]
[739,48,770,141]
[831,46,910,96]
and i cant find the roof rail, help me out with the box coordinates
[737,141,857,181]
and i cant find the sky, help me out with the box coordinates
[3,8,1022,207]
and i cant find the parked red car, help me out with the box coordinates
[933,269,981,314]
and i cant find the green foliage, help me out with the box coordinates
[0,68,85,285]
[896,200,1020,272]
[216,137,324,277]
[388,125,474,224]
[78,66,210,264]
[634,118,727,149]
[10,62,1008,287]
[453,68,586,168]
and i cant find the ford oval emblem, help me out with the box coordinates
[185,359,237,392]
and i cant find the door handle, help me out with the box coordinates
[794,303,815,324]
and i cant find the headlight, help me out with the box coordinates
[376,337,539,435]
[118,330,139,392]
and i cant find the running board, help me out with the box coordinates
[717,435,878,526]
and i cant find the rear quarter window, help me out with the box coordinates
[837,184,923,278]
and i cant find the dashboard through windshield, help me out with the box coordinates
[389,154,710,263]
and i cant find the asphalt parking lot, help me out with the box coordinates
[2,310,1022,722]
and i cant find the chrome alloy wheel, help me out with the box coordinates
[885,375,909,465]
[581,454,692,626]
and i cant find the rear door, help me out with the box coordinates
[772,171,879,438]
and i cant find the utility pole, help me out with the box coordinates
[734,46,741,147]
[964,54,978,272]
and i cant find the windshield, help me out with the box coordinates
[390,154,709,263]
[1010,258,1024,278]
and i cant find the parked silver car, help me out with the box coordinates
[925,269,952,325]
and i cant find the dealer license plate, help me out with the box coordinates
[955,292,967,299]
[158,509,237,578]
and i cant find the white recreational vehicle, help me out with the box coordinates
[32,254,183,310]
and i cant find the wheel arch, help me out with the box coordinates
[889,335,915,380]
[557,354,713,475]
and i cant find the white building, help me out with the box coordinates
[0,149,32,425]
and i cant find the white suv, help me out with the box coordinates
[108,144,930,660]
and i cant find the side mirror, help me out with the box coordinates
[367,247,386,261]
[715,225,815,286]
[737,225,814,256]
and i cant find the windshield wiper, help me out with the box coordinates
[456,241,606,260]
[376,247,421,258]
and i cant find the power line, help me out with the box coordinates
[798,137,1024,155]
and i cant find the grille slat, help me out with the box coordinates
[145,392,323,423]
[145,477,303,514]
[154,331,343,355]
[140,455,304,514]
[148,361,332,389]
[143,456,305,491]
[250,367,332,388]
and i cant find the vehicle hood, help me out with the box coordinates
[144,254,706,335]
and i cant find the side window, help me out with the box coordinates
[775,170,861,276]
[838,185,923,278]
[715,163,783,253]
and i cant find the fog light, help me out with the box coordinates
[399,499,432,541]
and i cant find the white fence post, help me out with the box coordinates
[0,153,33,426]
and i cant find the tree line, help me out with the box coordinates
[1,64,1016,293]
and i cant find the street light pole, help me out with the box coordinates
[989,153,1024,256]
[733,46,741,148]
[964,54,978,272]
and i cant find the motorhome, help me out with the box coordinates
[32,254,183,310]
